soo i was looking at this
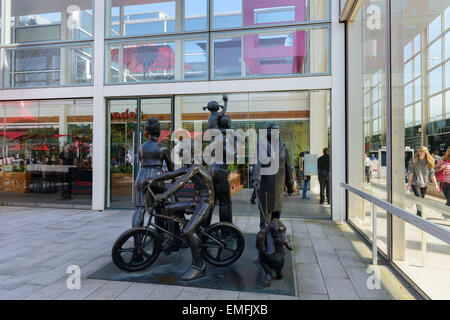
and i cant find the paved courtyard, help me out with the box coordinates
[0,207,416,300]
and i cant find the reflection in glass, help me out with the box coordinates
[184,39,208,80]
[347,0,388,248]
[212,26,329,79]
[0,99,93,208]
[4,44,93,88]
[107,98,172,209]
[106,37,208,83]
[7,0,93,43]
[212,0,329,29]
[391,0,450,300]
[174,90,330,219]
[106,0,207,37]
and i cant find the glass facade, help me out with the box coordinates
[105,0,331,84]
[0,99,93,209]
[0,0,94,88]
[346,0,450,300]
[4,43,93,88]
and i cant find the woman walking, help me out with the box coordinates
[435,147,450,206]
[406,146,440,217]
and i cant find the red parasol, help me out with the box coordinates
[32,142,51,151]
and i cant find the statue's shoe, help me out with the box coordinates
[180,264,206,281]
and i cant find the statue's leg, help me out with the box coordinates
[162,202,191,254]
[131,207,145,263]
[259,259,272,287]
[215,170,233,223]
[132,207,145,228]
[275,263,284,280]
[180,202,209,281]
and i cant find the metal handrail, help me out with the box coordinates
[341,182,450,264]
[369,181,449,216]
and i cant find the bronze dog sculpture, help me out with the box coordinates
[256,218,293,287]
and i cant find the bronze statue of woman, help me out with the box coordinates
[133,118,174,229]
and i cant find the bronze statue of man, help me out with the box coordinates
[252,123,295,229]
[203,95,234,225]
[133,118,173,229]
[144,146,214,281]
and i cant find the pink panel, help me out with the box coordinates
[243,30,306,75]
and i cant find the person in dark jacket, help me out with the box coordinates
[317,147,330,204]
[252,123,295,229]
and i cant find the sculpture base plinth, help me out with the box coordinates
[88,234,295,296]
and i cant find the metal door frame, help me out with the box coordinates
[105,96,174,209]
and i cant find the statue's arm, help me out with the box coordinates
[284,148,295,194]
[218,95,228,116]
[162,146,174,172]
[157,167,199,199]
[143,168,185,185]
[138,146,143,168]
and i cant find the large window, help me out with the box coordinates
[0,99,93,209]
[212,0,330,29]
[346,0,450,300]
[105,35,207,83]
[4,43,93,88]
[173,90,330,219]
[212,25,329,79]
[104,0,330,84]
[0,0,94,88]
[391,1,450,300]
[347,0,389,254]
[7,0,93,44]
[106,0,208,37]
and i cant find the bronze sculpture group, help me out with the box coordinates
[112,96,294,287]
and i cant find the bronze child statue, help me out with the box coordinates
[144,141,214,281]
[203,95,234,225]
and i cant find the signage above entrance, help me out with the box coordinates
[111,108,142,121]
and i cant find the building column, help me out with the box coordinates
[175,1,184,80]
[92,0,106,211]
[309,91,328,194]
[331,1,346,221]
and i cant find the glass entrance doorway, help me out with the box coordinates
[106,97,172,208]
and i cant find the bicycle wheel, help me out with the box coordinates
[201,222,245,267]
[112,228,161,272]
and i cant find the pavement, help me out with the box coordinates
[0,206,417,300]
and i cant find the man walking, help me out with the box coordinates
[317,147,330,205]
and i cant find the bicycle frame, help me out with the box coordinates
[139,185,231,253]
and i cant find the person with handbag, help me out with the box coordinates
[406,146,440,217]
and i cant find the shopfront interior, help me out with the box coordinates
[106,90,331,219]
